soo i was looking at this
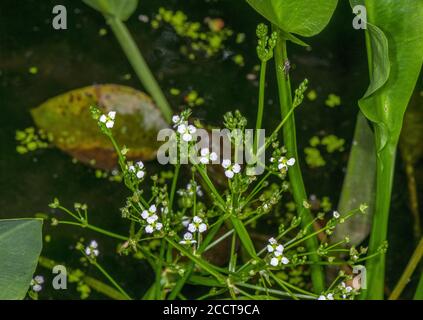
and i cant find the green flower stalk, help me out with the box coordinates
[273,29,325,293]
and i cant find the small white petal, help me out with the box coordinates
[136,170,145,179]
[327,293,334,300]
[155,223,163,230]
[106,120,114,128]
[209,152,218,161]
[85,247,91,255]
[267,245,274,252]
[188,224,197,233]
[32,284,42,292]
[318,295,326,300]
[128,165,135,172]
[278,163,287,170]
[200,148,209,156]
[172,115,180,124]
[147,215,158,224]
[177,124,186,134]
[198,223,207,233]
[281,257,289,264]
[193,216,202,223]
[200,157,209,164]
[108,111,116,119]
[225,170,234,179]
[222,159,231,168]
[145,225,154,234]
[276,244,284,253]
[287,158,296,166]
[268,237,277,245]
[333,211,340,219]
[184,232,193,240]
[93,249,99,257]
[232,163,241,173]
[149,205,156,213]
[34,276,44,284]
[270,258,279,267]
[182,133,192,142]
[99,115,107,123]
[90,240,98,248]
[188,125,196,134]
[141,211,149,219]
[136,161,144,168]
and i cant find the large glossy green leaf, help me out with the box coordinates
[246,0,338,37]
[31,84,168,169]
[352,0,423,300]
[0,219,43,300]
[82,0,138,21]
[352,0,423,149]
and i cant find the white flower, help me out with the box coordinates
[141,205,157,220]
[318,293,335,300]
[333,211,340,219]
[188,216,207,233]
[99,111,116,128]
[179,232,197,245]
[145,221,163,234]
[266,237,284,253]
[85,240,99,257]
[172,115,181,125]
[146,214,159,224]
[200,148,218,164]
[222,159,241,179]
[177,123,197,142]
[129,161,145,179]
[182,216,190,227]
[277,157,295,172]
[186,183,203,197]
[31,275,44,292]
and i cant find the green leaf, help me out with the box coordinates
[0,219,43,300]
[230,216,257,259]
[333,112,375,245]
[246,0,338,37]
[415,271,423,300]
[82,0,138,21]
[354,0,423,148]
[31,84,168,170]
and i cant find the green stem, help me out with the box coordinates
[254,61,267,151]
[414,271,423,300]
[363,141,396,299]
[274,28,324,293]
[92,260,132,300]
[106,17,172,122]
[389,237,423,300]
[169,164,180,210]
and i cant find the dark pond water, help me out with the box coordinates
[0,0,421,299]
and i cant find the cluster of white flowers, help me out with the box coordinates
[267,237,289,266]
[187,183,203,197]
[99,111,116,129]
[188,216,208,233]
[85,240,99,257]
[317,282,354,300]
[141,205,163,234]
[339,281,353,299]
[31,275,44,292]
[222,159,241,179]
[199,148,218,164]
[270,156,295,172]
[172,115,197,142]
[179,232,197,245]
[317,293,334,300]
[128,161,145,179]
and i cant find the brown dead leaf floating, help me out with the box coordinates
[31,84,168,169]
